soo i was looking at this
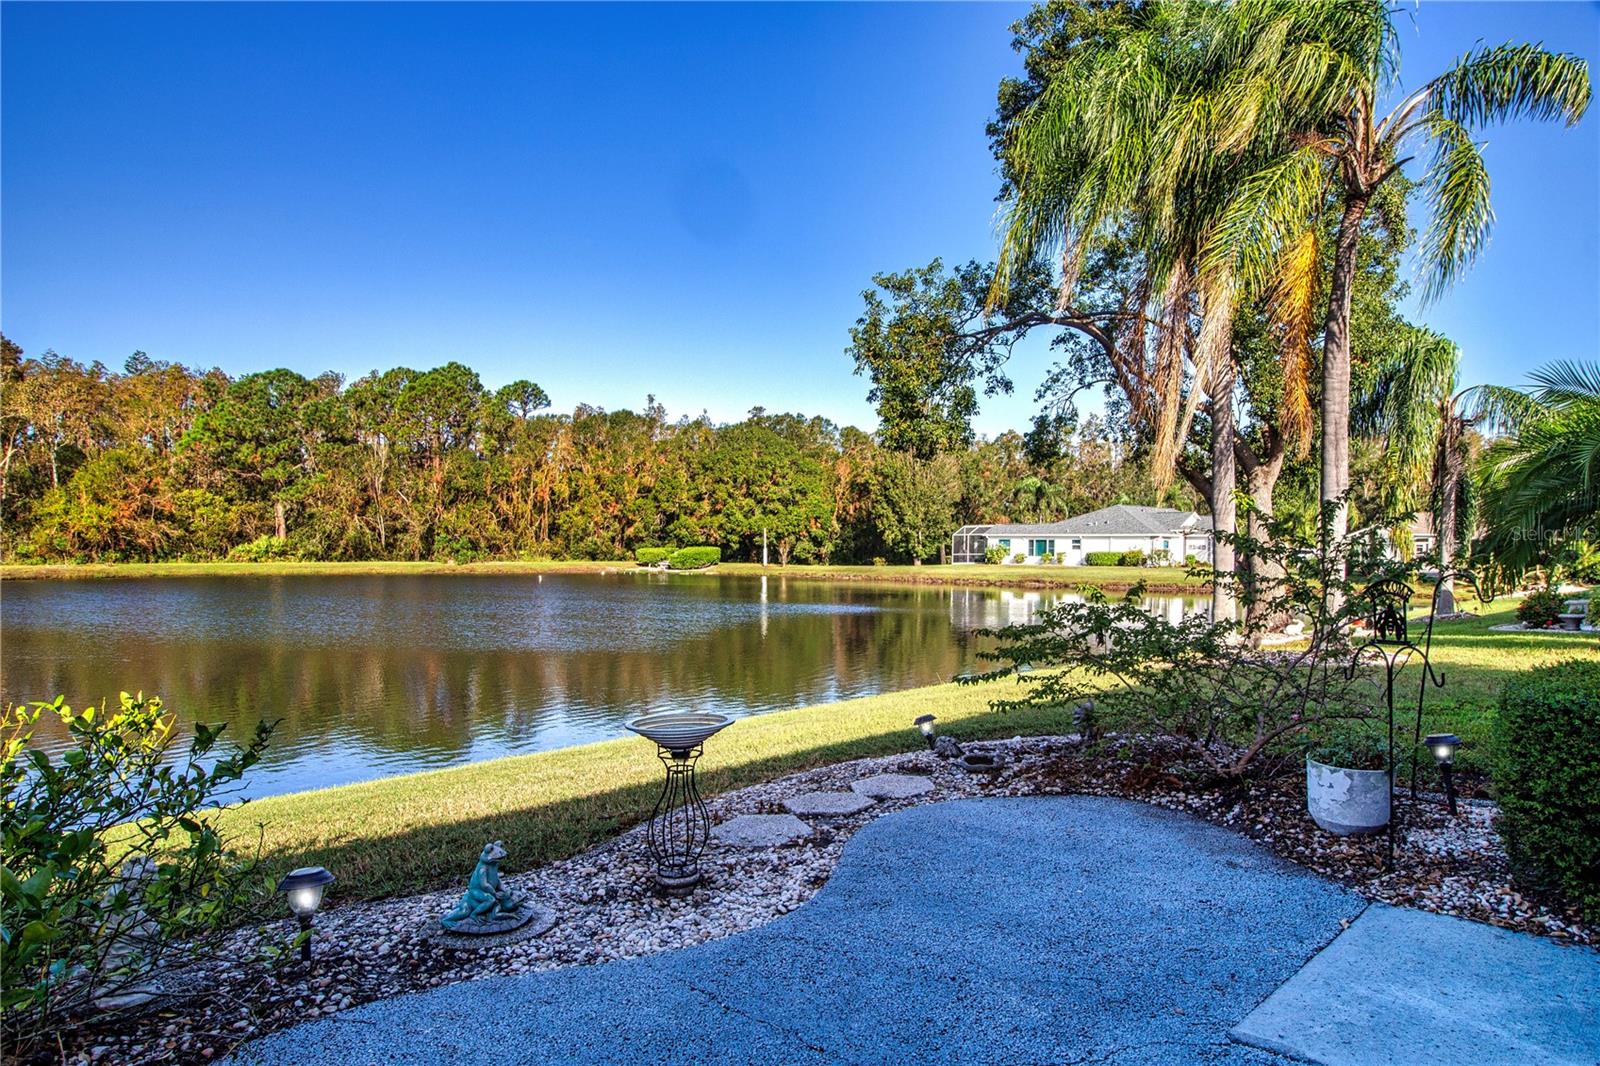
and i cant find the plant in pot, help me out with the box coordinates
[1306,731,1391,836]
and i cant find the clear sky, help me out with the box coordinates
[3,2,1596,437]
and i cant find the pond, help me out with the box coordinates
[0,573,1207,799]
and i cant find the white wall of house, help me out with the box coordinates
[988,532,1211,565]
[985,528,1209,560]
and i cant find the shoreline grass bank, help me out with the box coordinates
[217,602,1591,903]
[0,558,1205,593]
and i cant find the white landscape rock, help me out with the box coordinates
[851,773,936,800]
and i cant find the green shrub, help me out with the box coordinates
[984,546,1007,564]
[1492,660,1600,917]
[228,535,294,562]
[1040,552,1057,564]
[635,547,671,566]
[871,556,888,567]
[1516,588,1565,628]
[1012,553,1026,564]
[667,546,720,570]
[1085,551,1122,566]
[1,694,273,1046]
[1118,549,1146,567]
[1587,590,1599,627]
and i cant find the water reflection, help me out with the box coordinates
[1,574,1205,798]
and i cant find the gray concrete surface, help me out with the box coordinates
[1231,902,1600,1066]
[710,812,811,847]
[849,772,934,799]
[782,791,876,817]
[231,797,1362,1065]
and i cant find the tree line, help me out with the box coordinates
[0,334,1192,565]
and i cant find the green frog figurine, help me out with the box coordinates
[441,840,526,933]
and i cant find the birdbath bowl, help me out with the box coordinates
[626,712,734,755]
[625,712,735,895]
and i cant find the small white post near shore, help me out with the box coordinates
[762,527,768,568]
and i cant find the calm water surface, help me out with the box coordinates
[1,573,1204,798]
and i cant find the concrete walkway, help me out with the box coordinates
[230,797,1598,1065]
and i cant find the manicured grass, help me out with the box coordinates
[223,676,1062,903]
[0,559,627,581]
[216,599,1588,904]
[0,558,1203,592]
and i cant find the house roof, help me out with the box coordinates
[955,505,1213,539]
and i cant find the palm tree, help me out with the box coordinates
[1194,3,1590,542]
[989,2,1333,622]
[1355,327,1505,612]
[1477,360,1600,574]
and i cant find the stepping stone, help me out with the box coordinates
[712,814,812,847]
[782,791,876,818]
[851,773,935,800]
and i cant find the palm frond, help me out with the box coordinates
[1426,42,1591,130]
[1416,114,1493,305]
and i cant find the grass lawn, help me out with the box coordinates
[217,599,1592,905]
[0,558,1203,593]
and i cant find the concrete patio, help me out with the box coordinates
[230,797,1599,1065]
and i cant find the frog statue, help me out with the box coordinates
[440,840,529,934]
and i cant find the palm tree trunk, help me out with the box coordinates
[1210,359,1238,624]
[1435,422,1462,615]
[1320,192,1370,545]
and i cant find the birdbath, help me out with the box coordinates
[625,711,734,894]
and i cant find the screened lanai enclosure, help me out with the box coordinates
[951,525,994,565]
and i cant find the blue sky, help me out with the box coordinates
[3,2,1596,437]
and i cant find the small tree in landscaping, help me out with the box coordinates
[965,505,1395,780]
[2,694,273,1049]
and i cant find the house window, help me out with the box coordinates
[1161,539,1170,550]
[998,538,1011,550]
[1030,539,1050,557]
[1070,538,1082,550]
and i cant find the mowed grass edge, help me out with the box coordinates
[215,601,1594,904]
[0,559,1205,594]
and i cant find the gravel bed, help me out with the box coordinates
[26,734,1592,1066]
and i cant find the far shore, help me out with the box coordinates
[0,558,1209,594]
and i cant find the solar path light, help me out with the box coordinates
[1424,733,1461,814]
[915,714,937,749]
[277,866,335,961]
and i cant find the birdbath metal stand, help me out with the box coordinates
[626,712,734,895]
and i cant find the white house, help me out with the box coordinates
[951,504,1214,566]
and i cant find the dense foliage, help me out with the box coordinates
[967,511,1396,780]
[1,694,272,1046]
[0,336,1192,565]
[666,546,720,570]
[1515,589,1565,629]
[633,547,671,567]
[1492,661,1600,917]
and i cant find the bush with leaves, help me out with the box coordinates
[1516,588,1565,628]
[963,506,1398,781]
[227,534,295,563]
[666,546,720,570]
[1493,661,1600,918]
[1084,551,1122,566]
[634,547,671,566]
[1,694,273,1048]
[983,546,1007,564]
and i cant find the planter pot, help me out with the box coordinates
[1305,757,1390,836]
